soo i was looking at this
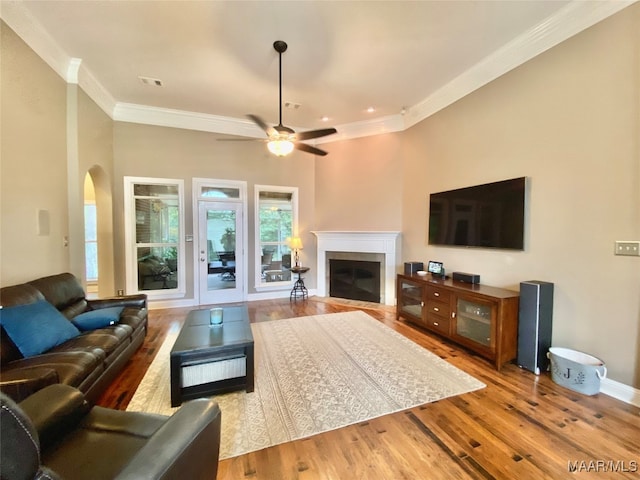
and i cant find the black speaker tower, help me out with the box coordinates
[517,281,554,375]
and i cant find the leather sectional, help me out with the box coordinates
[0,273,147,403]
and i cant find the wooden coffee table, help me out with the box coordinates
[170,304,254,407]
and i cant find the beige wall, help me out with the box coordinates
[1,22,116,292]
[314,133,404,231]
[0,22,69,285]
[401,5,640,386]
[112,122,317,297]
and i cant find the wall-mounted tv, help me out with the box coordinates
[428,177,526,250]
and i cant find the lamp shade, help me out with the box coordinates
[267,139,294,156]
[288,237,303,250]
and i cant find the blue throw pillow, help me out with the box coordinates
[71,306,123,331]
[0,300,80,357]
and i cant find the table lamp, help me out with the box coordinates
[288,237,303,267]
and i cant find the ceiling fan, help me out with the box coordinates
[242,40,337,157]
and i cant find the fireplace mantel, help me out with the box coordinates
[312,231,401,306]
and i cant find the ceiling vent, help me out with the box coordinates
[138,76,163,87]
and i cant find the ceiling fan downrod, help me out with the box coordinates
[273,40,287,128]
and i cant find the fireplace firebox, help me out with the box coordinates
[329,259,381,303]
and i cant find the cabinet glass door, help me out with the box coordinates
[455,299,492,346]
[399,279,423,319]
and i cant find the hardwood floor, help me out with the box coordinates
[96,298,640,479]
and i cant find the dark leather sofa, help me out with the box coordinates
[0,273,147,403]
[0,383,221,480]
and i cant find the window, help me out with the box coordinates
[124,177,185,297]
[255,186,298,288]
[84,203,98,282]
[200,186,241,199]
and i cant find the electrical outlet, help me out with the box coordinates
[117,289,124,296]
[614,241,640,256]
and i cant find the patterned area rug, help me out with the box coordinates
[126,311,484,459]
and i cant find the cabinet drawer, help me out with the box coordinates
[425,299,451,317]
[425,314,450,335]
[425,286,451,303]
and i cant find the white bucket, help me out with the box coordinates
[547,347,606,396]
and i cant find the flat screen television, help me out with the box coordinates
[428,177,526,250]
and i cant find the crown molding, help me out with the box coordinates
[403,0,637,129]
[1,1,118,115]
[113,103,406,143]
[113,103,266,137]
[315,114,405,144]
[66,58,82,84]
[77,64,117,117]
[3,0,636,142]
[1,0,70,81]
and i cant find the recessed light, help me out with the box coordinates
[321,116,329,122]
[367,107,375,113]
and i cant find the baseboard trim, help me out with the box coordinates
[247,288,318,302]
[600,378,640,408]
[148,298,197,310]
[146,289,320,310]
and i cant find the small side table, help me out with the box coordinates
[290,266,310,301]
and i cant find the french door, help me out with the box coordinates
[197,200,245,305]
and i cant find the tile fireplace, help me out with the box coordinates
[312,231,401,306]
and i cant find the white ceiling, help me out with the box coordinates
[1,0,634,141]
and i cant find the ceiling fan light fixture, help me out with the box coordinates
[267,139,294,156]
[242,40,336,157]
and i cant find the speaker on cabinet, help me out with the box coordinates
[404,262,424,275]
[517,281,554,375]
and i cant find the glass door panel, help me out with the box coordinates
[198,201,243,304]
[455,299,492,347]
[399,279,423,319]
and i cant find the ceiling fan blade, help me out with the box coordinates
[295,127,338,141]
[247,114,277,137]
[294,142,329,157]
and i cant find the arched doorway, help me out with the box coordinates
[84,166,115,297]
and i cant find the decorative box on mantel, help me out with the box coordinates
[312,231,402,306]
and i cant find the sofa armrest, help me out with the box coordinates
[116,398,222,480]
[19,384,89,449]
[87,294,147,310]
[0,367,59,402]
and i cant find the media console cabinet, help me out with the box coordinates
[396,274,519,370]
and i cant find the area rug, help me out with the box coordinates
[126,310,484,459]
